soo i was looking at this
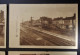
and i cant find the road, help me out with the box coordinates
[20,25,75,46]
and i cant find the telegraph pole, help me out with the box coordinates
[72,13,76,31]
[31,16,33,26]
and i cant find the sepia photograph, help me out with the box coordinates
[20,54,49,55]
[9,4,78,48]
[8,51,77,55]
[0,51,5,55]
[0,4,6,48]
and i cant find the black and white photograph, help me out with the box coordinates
[0,4,6,48]
[9,4,78,49]
[8,51,77,55]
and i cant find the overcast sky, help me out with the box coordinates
[0,4,6,19]
[10,4,78,23]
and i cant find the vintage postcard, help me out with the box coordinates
[0,51,5,55]
[9,4,78,49]
[8,51,77,55]
[0,4,6,48]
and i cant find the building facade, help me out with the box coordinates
[53,14,76,31]
[0,10,4,35]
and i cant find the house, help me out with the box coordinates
[52,13,76,31]
[63,13,76,30]
[0,10,5,35]
[0,10,4,22]
[53,17,63,28]
[40,16,52,29]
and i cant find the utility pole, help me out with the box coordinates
[16,16,18,37]
[31,16,33,26]
[22,18,23,27]
[72,13,76,31]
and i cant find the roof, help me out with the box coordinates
[53,17,63,21]
[53,16,75,21]
[40,16,52,21]
[63,16,75,20]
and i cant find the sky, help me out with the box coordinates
[10,4,78,23]
[0,4,6,19]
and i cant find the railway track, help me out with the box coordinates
[20,25,75,46]
[32,30,75,46]
[20,27,56,46]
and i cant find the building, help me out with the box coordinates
[0,10,4,22]
[63,14,76,30]
[0,10,5,35]
[29,17,41,27]
[31,19,41,27]
[40,16,52,29]
[53,17,63,28]
[53,13,76,31]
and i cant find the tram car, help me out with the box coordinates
[40,17,52,29]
